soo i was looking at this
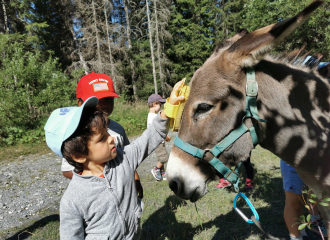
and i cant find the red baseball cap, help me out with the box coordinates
[76,72,120,101]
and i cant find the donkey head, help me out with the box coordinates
[166,0,324,202]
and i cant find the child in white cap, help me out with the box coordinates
[44,80,185,240]
[61,72,143,199]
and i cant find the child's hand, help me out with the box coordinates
[165,135,171,142]
[168,79,186,105]
[161,79,186,119]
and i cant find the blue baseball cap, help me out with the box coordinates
[44,97,99,157]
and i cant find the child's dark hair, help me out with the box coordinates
[61,109,108,173]
[148,101,161,108]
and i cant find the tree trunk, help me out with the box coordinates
[70,26,89,75]
[146,0,157,94]
[103,0,116,91]
[2,0,8,33]
[25,83,32,114]
[153,0,164,97]
[78,52,89,75]
[92,0,103,73]
[123,0,138,101]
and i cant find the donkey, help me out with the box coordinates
[166,0,330,231]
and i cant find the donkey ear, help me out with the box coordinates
[228,29,249,43]
[213,29,248,54]
[221,0,323,67]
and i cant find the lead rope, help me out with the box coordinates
[195,195,282,239]
[233,193,283,239]
[251,215,285,240]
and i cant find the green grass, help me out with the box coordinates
[111,98,149,137]
[1,146,295,240]
[0,142,51,162]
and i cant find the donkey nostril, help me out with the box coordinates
[169,178,182,195]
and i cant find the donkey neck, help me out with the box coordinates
[256,60,330,171]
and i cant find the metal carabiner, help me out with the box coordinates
[233,192,259,224]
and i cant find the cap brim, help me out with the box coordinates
[63,97,99,142]
[159,99,166,103]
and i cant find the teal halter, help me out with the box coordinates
[173,68,266,192]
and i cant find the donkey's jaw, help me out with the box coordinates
[166,152,209,202]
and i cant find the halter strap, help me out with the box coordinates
[245,68,267,123]
[174,121,254,192]
[173,137,205,159]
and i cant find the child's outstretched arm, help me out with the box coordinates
[121,79,186,170]
[160,79,185,119]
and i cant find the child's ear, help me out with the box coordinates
[71,154,86,163]
[77,99,84,107]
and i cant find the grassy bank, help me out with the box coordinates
[110,98,149,137]
[1,146,299,240]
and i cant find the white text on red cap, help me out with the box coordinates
[89,78,109,85]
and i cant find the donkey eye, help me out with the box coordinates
[195,103,213,114]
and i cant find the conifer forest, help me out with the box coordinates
[0,0,329,142]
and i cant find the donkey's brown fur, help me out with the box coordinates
[166,0,330,233]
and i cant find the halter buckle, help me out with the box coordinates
[202,149,211,159]
[246,80,258,97]
[224,170,239,184]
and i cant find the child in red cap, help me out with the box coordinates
[61,72,143,198]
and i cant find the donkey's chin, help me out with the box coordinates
[166,152,210,202]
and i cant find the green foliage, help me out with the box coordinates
[0,34,76,146]
[0,127,45,146]
[122,39,158,101]
[298,222,308,231]
[297,189,329,238]
[167,0,215,82]
[241,0,330,60]
[1,0,329,147]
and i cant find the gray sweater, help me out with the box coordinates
[60,113,168,240]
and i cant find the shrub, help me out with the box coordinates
[0,34,76,145]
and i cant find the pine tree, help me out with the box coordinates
[167,0,214,82]
[31,0,74,69]
[241,0,330,60]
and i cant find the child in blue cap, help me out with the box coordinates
[44,80,185,240]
